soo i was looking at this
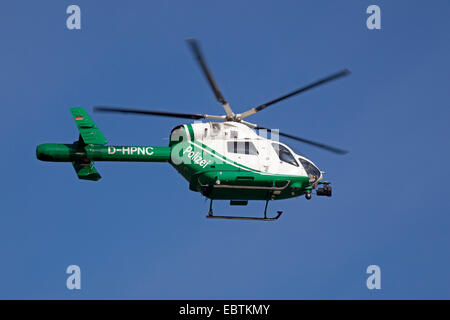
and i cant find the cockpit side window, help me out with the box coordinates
[227,141,259,155]
[298,158,321,182]
[271,143,298,166]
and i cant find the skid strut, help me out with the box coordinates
[206,199,283,221]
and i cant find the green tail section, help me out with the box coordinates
[70,107,107,145]
[36,108,171,182]
[72,161,101,181]
[70,107,105,181]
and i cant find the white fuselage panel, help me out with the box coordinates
[189,122,314,177]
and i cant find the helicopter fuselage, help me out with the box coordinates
[168,121,323,201]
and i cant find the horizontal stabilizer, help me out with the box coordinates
[70,107,107,145]
[72,161,101,181]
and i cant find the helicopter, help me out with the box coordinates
[36,39,350,221]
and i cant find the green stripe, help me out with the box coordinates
[186,124,195,141]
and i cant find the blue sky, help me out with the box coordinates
[1,0,450,299]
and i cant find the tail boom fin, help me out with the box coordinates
[70,107,107,145]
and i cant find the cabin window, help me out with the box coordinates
[271,143,298,166]
[227,141,259,155]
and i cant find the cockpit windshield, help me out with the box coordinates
[298,158,321,183]
[271,143,298,166]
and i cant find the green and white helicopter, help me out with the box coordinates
[36,39,350,221]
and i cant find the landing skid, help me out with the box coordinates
[206,199,283,221]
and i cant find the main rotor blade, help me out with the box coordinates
[241,121,348,154]
[186,39,234,118]
[239,69,351,119]
[93,106,226,121]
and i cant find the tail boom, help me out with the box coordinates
[36,144,171,162]
[36,107,170,181]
